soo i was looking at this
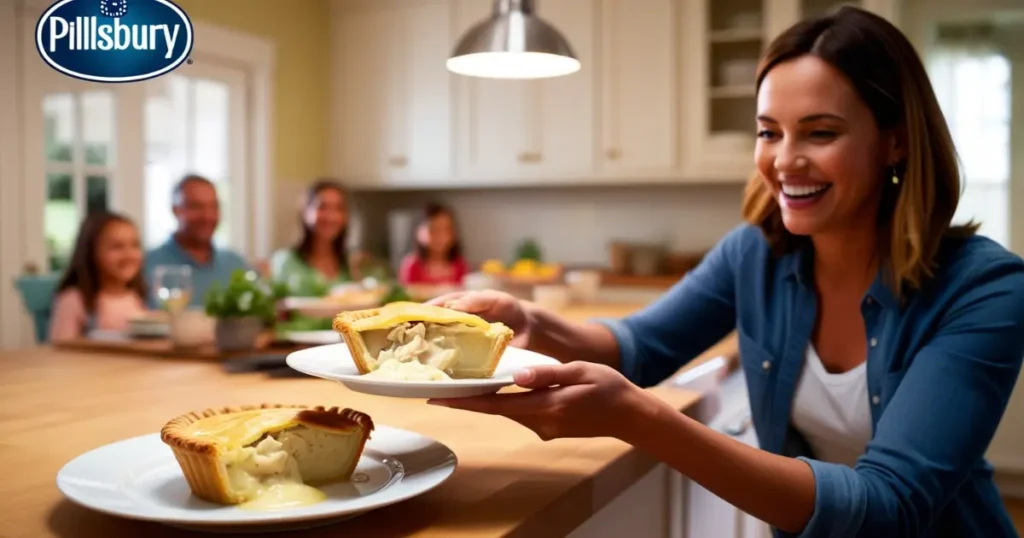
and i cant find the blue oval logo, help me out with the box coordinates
[35,0,194,83]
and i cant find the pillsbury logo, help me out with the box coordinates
[36,0,193,83]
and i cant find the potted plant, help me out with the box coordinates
[204,270,278,352]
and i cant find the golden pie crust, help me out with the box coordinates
[332,301,514,378]
[160,403,374,504]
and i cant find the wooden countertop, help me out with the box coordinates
[0,302,736,538]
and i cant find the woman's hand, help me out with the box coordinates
[426,290,532,348]
[427,361,662,441]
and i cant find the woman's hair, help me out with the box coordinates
[741,6,977,296]
[415,202,462,262]
[295,179,350,270]
[56,211,147,313]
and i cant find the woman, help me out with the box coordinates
[398,202,469,286]
[50,212,148,341]
[427,7,1024,537]
[270,180,359,294]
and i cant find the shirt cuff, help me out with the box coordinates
[591,317,644,385]
[784,457,865,538]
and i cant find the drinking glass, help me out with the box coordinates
[154,264,193,314]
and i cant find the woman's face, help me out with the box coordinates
[427,213,455,256]
[304,187,348,242]
[755,55,896,237]
[95,220,142,284]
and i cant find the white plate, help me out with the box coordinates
[56,426,456,533]
[280,296,381,318]
[282,330,342,345]
[286,343,560,398]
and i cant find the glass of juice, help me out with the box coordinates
[154,264,193,314]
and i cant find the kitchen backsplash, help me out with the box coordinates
[344,183,748,268]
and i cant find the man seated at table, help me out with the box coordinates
[144,174,250,308]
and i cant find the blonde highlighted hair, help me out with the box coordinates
[742,6,977,297]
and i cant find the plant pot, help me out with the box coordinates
[214,316,264,352]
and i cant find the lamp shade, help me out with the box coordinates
[447,0,580,79]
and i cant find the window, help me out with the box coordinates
[927,24,1011,248]
[42,91,114,271]
[143,65,245,251]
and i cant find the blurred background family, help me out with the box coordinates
[41,173,478,347]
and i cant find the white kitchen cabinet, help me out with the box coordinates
[597,0,681,177]
[679,0,901,182]
[330,0,452,187]
[452,0,596,183]
[329,0,902,189]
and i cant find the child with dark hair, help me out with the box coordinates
[50,211,148,341]
[398,203,468,286]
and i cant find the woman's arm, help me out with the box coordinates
[574,225,749,387]
[625,255,1024,537]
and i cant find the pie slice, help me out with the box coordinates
[332,301,514,380]
[161,404,374,510]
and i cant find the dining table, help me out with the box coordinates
[0,302,738,538]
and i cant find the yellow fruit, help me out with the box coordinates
[481,259,505,275]
[512,259,538,273]
[538,264,559,278]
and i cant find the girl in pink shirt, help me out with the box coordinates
[398,203,469,286]
[49,212,148,342]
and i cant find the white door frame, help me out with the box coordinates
[4,2,275,350]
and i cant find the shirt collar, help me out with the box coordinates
[162,236,216,268]
[781,243,900,311]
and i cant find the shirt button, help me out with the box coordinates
[872,395,880,405]
[870,337,878,347]
[762,360,771,371]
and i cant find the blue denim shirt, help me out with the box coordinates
[144,238,250,308]
[600,224,1024,538]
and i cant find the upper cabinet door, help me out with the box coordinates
[598,0,680,176]
[331,0,452,187]
[453,0,596,183]
[679,0,764,181]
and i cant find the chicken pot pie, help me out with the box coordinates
[161,404,373,510]
[332,301,514,381]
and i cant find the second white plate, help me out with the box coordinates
[282,330,343,345]
[286,343,560,398]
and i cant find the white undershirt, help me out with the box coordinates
[790,345,873,467]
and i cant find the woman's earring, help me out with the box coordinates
[891,168,900,185]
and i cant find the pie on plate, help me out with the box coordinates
[160,404,373,511]
[332,301,514,381]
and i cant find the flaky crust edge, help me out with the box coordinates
[160,404,374,504]
[332,304,515,377]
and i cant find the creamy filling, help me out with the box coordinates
[360,321,496,379]
[220,426,362,511]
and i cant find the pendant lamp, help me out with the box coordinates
[447,0,580,79]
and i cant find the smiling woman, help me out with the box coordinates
[426,6,1024,538]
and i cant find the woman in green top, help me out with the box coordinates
[270,180,357,295]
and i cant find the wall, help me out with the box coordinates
[352,183,747,267]
[171,0,331,249]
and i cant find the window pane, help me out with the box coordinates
[45,173,77,272]
[953,183,1008,248]
[86,175,109,214]
[192,78,230,182]
[145,73,235,249]
[81,92,114,166]
[144,75,190,248]
[43,94,74,163]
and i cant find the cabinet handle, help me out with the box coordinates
[606,148,622,160]
[387,156,407,167]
